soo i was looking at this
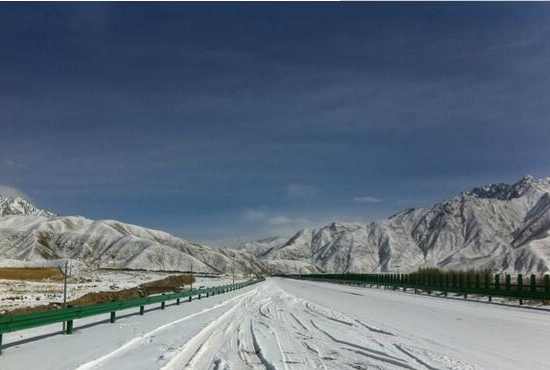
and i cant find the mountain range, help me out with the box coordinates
[1,175,550,275]
[0,195,273,274]
[241,175,550,274]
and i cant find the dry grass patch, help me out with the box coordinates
[0,267,64,282]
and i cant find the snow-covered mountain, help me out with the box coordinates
[4,175,550,275]
[237,237,288,258]
[0,195,55,217]
[252,175,550,274]
[236,236,322,274]
[0,214,272,274]
[0,194,274,274]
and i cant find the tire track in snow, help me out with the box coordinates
[301,341,328,370]
[289,312,308,332]
[354,319,395,336]
[341,347,420,370]
[393,344,442,370]
[305,302,354,326]
[311,320,414,370]
[161,288,261,370]
[74,289,257,370]
[249,320,277,370]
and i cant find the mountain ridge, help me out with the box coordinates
[3,175,550,275]
[243,175,550,274]
[0,195,55,217]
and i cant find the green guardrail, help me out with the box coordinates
[286,273,550,303]
[0,277,265,354]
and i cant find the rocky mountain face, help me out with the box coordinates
[0,214,273,274]
[237,237,288,258]
[0,197,274,274]
[248,176,550,274]
[0,195,55,217]
[4,175,550,275]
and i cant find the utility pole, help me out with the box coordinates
[231,258,235,285]
[190,260,193,290]
[62,260,68,331]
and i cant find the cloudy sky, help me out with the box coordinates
[1,4,550,246]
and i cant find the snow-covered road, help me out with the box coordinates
[2,278,549,370]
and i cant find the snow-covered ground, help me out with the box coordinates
[2,278,549,370]
[0,270,245,313]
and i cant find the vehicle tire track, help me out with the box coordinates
[74,290,256,370]
[394,344,442,370]
[309,319,414,367]
[249,320,277,370]
[160,289,259,370]
[354,319,395,336]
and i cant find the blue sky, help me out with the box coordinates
[1,3,550,245]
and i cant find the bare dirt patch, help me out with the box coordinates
[0,268,64,282]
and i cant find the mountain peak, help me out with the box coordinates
[465,175,549,201]
[0,195,55,217]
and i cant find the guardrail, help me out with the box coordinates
[286,273,550,303]
[0,278,264,354]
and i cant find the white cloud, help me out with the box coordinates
[241,208,322,240]
[286,183,316,199]
[0,184,31,200]
[243,209,268,222]
[353,196,381,203]
[267,215,292,226]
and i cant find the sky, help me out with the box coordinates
[1,3,550,246]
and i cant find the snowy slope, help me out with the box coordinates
[0,214,269,274]
[0,195,55,217]
[258,176,550,274]
[238,234,324,273]
[0,195,306,275]
[237,236,288,257]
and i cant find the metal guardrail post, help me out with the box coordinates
[66,305,74,334]
[110,311,116,323]
[140,305,145,315]
[518,274,523,305]
[66,319,74,334]
[161,301,165,310]
[484,273,491,301]
[176,298,180,305]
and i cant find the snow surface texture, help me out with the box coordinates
[2,278,549,370]
[248,175,550,274]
